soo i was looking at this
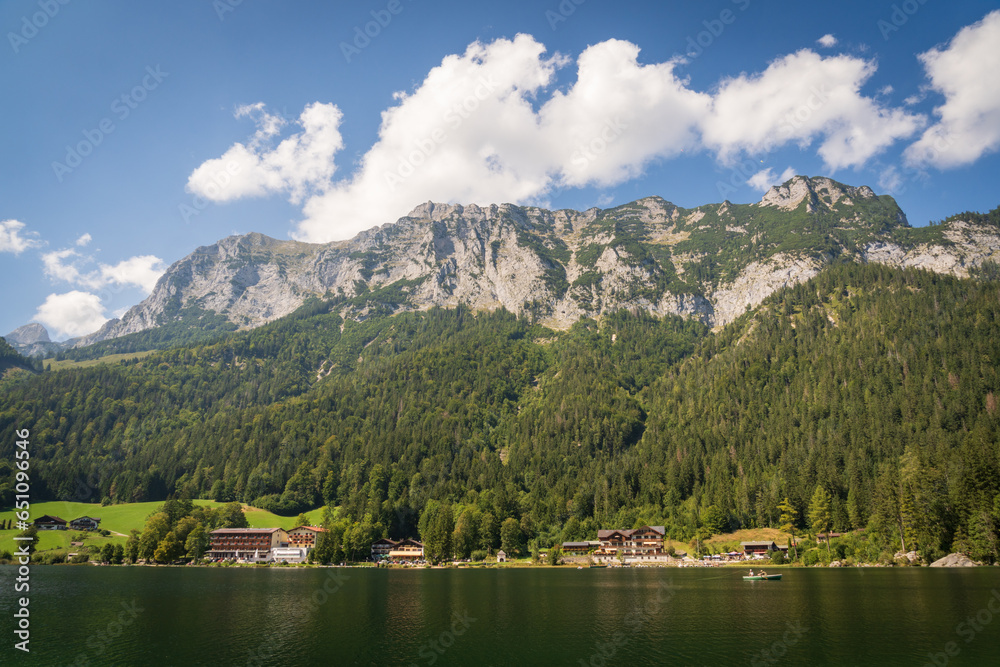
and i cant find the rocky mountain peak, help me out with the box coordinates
[55,180,999,353]
[5,322,50,345]
[757,175,879,212]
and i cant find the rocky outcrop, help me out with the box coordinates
[3,323,64,358]
[930,553,980,567]
[60,176,1000,348]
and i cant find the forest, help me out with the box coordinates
[1,261,998,564]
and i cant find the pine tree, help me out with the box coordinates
[777,497,798,560]
[808,486,832,556]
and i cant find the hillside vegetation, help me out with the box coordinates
[1,262,998,563]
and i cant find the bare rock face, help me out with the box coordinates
[4,323,63,357]
[5,323,50,345]
[67,176,1000,348]
[930,553,980,567]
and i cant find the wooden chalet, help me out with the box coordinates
[561,541,598,555]
[595,526,666,556]
[371,537,398,560]
[387,538,424,561]
[34,515,67,531]
[740,541,786,557]
[69,516,101,531]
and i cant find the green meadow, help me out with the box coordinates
[0,500,327,557]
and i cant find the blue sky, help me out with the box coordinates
[2,0,999,340]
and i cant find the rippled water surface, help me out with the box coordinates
[2,565,999,665]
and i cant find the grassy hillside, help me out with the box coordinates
[0,500,326,556]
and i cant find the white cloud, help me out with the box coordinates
[746,166,797,192]
[878,165,904,193]
[75,233,92,247]
[42,248,83,284]
[41,245,165,294]
[33,291,108,340]
[702,50,924,171]
[299,34,568,241]
[817,34,838,48]
[904,11,1000,168]
[97,255,166,293]
[187,102,343,204]
[0,219,39,254]
[188,36,926,243]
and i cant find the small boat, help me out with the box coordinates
[743,573,782,581]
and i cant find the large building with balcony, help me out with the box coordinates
[287,525,325,551]
[207,527,289,561]
[595,526,666,556]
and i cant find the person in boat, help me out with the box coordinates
[748,569,754,576]
[759,571,767,577]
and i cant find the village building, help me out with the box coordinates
[34,515,67,530]
[287,525,325,551]
[271,547,309,564]
[497,550,507,562]
[595,526,666,556]
[371,537,398,560]
[69,516,102,531]
[387,538,424,562]
[740,541,787,557]
[561,541,599,555]
[207,527,289,561]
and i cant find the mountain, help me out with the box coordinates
[3,323,63,358]
[1,261,997,562]
[0,335,38,380]
[2,177,998,563]
[71,176,1000,354]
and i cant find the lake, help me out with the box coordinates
[2,565,999,665]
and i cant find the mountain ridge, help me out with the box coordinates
[7,175,1000,358]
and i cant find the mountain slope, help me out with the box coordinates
[70,176,1000,354]
[1,261,998,561]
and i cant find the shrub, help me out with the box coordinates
[470,550,487,562]
[769,550,787,565]
[803,549,821,566]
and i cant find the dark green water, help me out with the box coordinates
[2,565,999,666]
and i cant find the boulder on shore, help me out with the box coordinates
[930,553,979,567]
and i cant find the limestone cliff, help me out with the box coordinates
[69,176,1000,348]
